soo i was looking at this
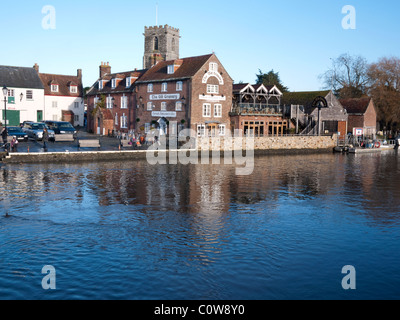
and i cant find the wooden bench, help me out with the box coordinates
[55,134,75,142]
[78,139,100,149]
[120,139,133,149]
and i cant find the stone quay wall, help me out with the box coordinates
[1,135,337,164]
[196,134,338,152]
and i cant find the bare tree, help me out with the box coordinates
[320,53,369,98]
[367,56,400,134]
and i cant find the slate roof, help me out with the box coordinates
[39,73,83,97]
[339,98,372,115]
[0,65,44,89]
[87,69,147,96]
[281,91,331,107]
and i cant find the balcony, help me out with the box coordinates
[230,104,285,116]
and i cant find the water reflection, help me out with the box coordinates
[1,152,400,299]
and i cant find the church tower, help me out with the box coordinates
[143,24,180,69]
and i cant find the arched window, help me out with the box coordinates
[154,37,159,51]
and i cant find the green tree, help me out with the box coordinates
[256,69,289,92]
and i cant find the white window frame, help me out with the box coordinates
[106,96,113,109]
[115,113,118,126]
[147,83,153,92]
[121,114,128,129]
[197,124,206,137]
[98,81,103,90]
[175,101,182,111]
[70,86,78,93]
[121,95,128,109]
[218,124,226,136]
[207,84,219,94]
[161,82,168,92]
[167,65,174,74]
[176,81,183,91]
[51,84,59,93]
[7,89,15,97]
[74,102,79,109]
[126,77,131,88]
[203,103,211,117]
[161,102,167,111]
[111,79,117,89]
[74,115,79,122]
[52,101,58,108]
[209,62,218,72]
[214,104,222,117]
[147,102,153,111]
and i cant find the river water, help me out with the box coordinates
[0,151,399,300]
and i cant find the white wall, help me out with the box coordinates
[44,96,85,127]
[1,87,45,125]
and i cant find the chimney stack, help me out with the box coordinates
[33,63,39,73]
[99,61,111,78]
[77,69,82,79]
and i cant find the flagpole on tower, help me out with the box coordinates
[156,3,158,25]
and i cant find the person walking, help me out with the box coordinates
[43,127,49,150]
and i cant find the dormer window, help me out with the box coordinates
[51,84,59,93]
[98,81,103,90]
[168,65,174,74]
[70,86,78,93]
[111,79,117,89]
[126,77,131,88]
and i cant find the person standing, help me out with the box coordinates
[10,136,18,152]
[43,127,49,150]
[1,126,7,145]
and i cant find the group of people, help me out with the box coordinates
[0,125,49,152]
[1,126,18,152]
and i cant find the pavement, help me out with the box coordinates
[5,128,147,154]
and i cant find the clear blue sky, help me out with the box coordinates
[1,0,399,91]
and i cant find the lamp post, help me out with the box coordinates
[2,86,7,130]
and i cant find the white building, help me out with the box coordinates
[37,64,85,127]
[0,65,45,126]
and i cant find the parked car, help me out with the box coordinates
[6,126,28,141]
[22,122,55,141]
[43,121,77,138]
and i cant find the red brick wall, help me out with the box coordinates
[347,115,364,133]
[190,55,233,133]
[135,80,190,133]
[364,100,377,128]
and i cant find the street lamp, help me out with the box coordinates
[2,85,7,130]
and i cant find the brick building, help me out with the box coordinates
[135,53,233,137]
[86,62,146,135]
[230,83,288,136]
[340,97,377,137]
